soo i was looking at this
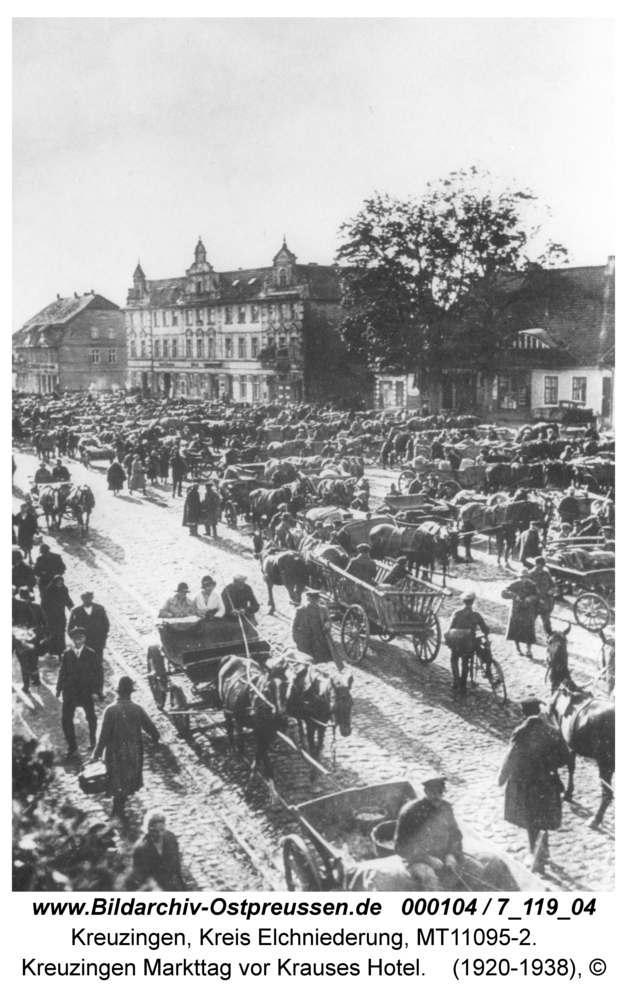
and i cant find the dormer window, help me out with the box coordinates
[196,282,202,295]
[278,269,287,288]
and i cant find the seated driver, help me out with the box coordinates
[158,583,197,626]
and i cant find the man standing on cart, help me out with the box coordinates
[444,591,490,694]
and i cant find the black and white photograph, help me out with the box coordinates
[12,16,614,898]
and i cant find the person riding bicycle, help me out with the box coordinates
[444,591,490,695]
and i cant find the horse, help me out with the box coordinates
[37,483,69,530]
[62,485,95,532]
[259,547,309,614]
[217,655,289,801]
[545,627,615,828]
[286,663,353,761]
[368,523,437,578]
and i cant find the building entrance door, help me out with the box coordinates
[602,376,613,423]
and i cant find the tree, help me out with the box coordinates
[335,168,568,380]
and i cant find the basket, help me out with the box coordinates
[78,760,107,795]
[371,820,397,858]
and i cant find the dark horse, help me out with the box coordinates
[259,547,309,614]
[64,485,96,532]
[546,627,615,828]
[286,663,354,761]
[217,655,289,801]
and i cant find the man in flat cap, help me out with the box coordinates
[56,627,101,753]
[499,697,570,871]
[519,520,544,569]
[444,591,490,694]
[292,589,335,664]
[222,574,260,622]
[68,591,110,698]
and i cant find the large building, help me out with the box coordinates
[125,238,367,405]
[12,292,127,395]
[374,257,615,427]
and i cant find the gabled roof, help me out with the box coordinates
[135,264,341,308]
[12,293,120,347]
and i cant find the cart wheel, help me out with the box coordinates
[574,592,611,632]
[224,501,238,528]
[148,672,168,710]
[398,469,414,492]
[486,657,508,705]
[341,605,370,665]
[412,614,441,664]
[283,835,323,891]
[170,685,191,739]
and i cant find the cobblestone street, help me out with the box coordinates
[13,450,614,891]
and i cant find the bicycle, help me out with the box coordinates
[469,634,508,705]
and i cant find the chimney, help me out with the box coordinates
[74,292,78,299]
[605,255,615,276]
[56,294,61,301]
[91,289,95,295]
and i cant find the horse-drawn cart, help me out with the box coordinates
[398,463,486,495]
[146,617,272,737]
[311,557,448,665]
[545,539,615,632]
[283,780,544,891]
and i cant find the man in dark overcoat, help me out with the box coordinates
[93,676,160,818]
[170,450,187,498]
[222,574,260,620]
[498,697,571,870]
[519,521,543,569]
[12,587,48,692]
[40,575,74,657]
[34,542,66,591]
[202,482,221,538]
[56,627,100,753]
[68,591,110,697]
[346,543,377,584]
[182,483,204,535]
[292,590,333,664]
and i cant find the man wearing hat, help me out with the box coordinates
[444,592,490,693]
[501,569,539,657]
[12,502,39,564]
[557,487,580,527]
[56,627,101,753]
[499,697,570,871]
[68,592,110,697]
[346,543,377,585]
[12,586,48,693]
[202,482,221,538]
[158,583,197,619]
[51,457,71,482]
[12,547,37,592]
[34,460,53,485]
[33,542,66,592]
[519,520,544,569]
[292,589,335,665]
[222,574,260,621]
[528,557,555,636]
[93,676,160,819]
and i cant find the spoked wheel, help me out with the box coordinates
[340,604,370,665]
[486,657,508,705]
[223,502,238,528]
[574,592,611,632]
[398,469,414,492]
[283,835,323,891]
[148,672,168,710]
[412,614,441,664]
[170,685,191,739]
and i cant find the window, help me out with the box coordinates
[252,376,260,401]
[251,336,258,358]
[196,282,202,296]
[268,336,275,350]
[239,376,247,398]
[171,312,178,326]
[208,308,214,324]
[238,306,246,324]
[162,311,167,326]
[207,337,214,360]
[238,337,246,359]
[163,340,169,358]
[197,338,203,358]
[572,377,587,404]
[154,340,160,358]
[251,304,259,322]
[107,326,116,340]
[171,339,178,358]
[186,340,193,358]
[225,337,233,358]
[196,308,203,325]
[108,348,117,363]
[544,376,558,405]
[140,342,146,359]
[278,269,287,287]
[291,303,298,319]
[225,307,233,324]
[153,312,159,327]
[90,326,99,340]
[186,309,193,325]
[290,336,299,360]
[130,342,136,359]
[91,348,100,363]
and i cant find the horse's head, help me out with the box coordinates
[331,673,354,737]
[265,658,291,717]
[545,625,571,691]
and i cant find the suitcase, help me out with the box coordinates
[78,760,107,795]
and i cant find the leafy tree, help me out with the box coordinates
[336,167,568,379]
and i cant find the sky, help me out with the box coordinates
[13,17,614,330]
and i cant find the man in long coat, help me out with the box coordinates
[56,627,100,753]
[68,591,110,697]
[293,590,333,664]
[93,676,160,818]
[346,543,377,584]
[182,483,204,535]
[519,521,543,569]
[13,587,48,693]
[528,556,555,637]
[34,542,66,591]
[499,697,570,870]
[202,482,221,538]
[13,503,39,563]
[40,575,74,657]
[501,570,539,657]
[170,451,187,498]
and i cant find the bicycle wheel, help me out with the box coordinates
[486,658,508,705]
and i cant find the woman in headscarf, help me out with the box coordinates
[128,454,147,496]
[501,569,539,657]
[106,456,126,497]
